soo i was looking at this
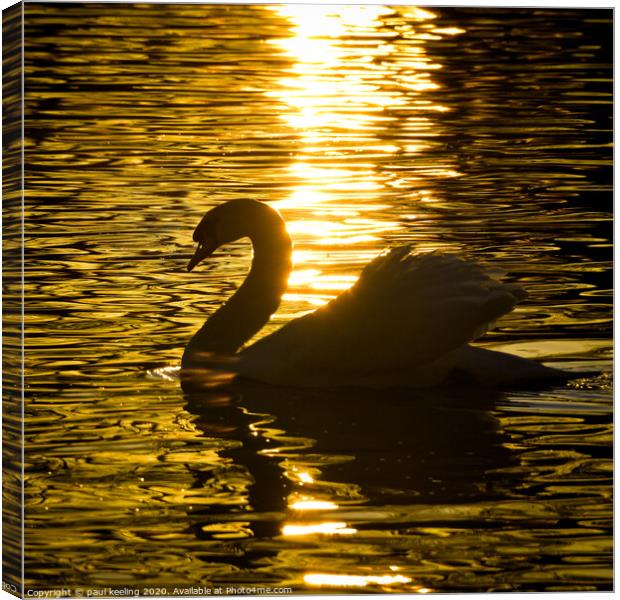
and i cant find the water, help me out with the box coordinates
[19,4,612,594]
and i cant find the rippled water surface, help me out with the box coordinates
[20,4,612,594]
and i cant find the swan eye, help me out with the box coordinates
[194,214,218,243]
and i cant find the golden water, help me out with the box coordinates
[21,4,611,593]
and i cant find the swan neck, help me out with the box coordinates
[183,210,292,363]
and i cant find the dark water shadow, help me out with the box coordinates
[182,379,516,529]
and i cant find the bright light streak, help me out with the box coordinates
[303,573,412,587]
[289,499,339,511]
[283,522,357,536]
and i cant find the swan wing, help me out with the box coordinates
[239,248,525,384]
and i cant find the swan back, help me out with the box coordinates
[238,247,526,386]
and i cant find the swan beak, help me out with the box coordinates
[187,242,216,272]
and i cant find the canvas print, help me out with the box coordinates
[2,2,613,596]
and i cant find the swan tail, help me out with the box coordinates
[446,345,574,387]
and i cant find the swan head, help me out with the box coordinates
[187,200,250,271]
[187,199,289,272]
[187,210,219,272]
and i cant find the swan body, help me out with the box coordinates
[182,199,567,388]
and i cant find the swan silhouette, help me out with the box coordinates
[181,199,568,388]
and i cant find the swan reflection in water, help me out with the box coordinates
[178,381,516,592]
[179,376,514,590]
[181,199,574,391]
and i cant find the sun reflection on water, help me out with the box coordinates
[263,4,464,314]
[282,522,357,536]
[289,499,339,511]
[303,572,415,588]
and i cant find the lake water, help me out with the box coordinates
[17,4,612,594]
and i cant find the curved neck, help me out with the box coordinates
[182,207,292,366]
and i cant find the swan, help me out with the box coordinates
[181,199,569,388]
